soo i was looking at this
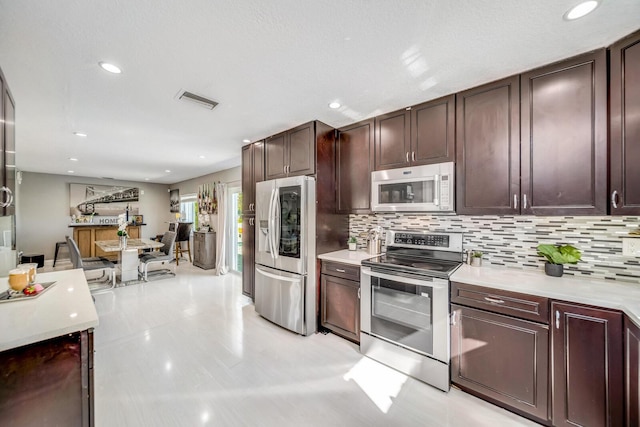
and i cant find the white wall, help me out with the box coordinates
[17,172,171,260]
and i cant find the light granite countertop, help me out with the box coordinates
[317,249,380,266]
[0,269,99,352]
[451,264,640,327]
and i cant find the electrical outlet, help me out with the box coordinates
[622,238,640,257]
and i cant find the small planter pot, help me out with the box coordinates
[470,257,482,267]
[545,262,564,277]
[348,242,357,251]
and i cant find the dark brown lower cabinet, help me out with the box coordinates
[0,330,94,426]
[242,216,255,299]
[451,304,550,424]
[551,302,623,427]
[320,262,360,343]
[625,317,640,427]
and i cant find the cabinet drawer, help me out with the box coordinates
[321,261,360,281]
[451,281,549,324]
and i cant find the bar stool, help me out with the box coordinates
[175,222,192,265]
[53,238,69,267]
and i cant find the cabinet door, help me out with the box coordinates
[320,273,360,343]
[265,132,287,180]
[374,109,410,170]
[336,119,373,213]
[451,304,549,423]
[242,216,255,299]
[456,76,520,215]
[253,140,265,183]
[521,50,607,215]
[288,122,315,176]
[625,316,640,427]
[241,145,254,214]
[551,302,623,427]
[410,94,455,165]
[610,31,640,215]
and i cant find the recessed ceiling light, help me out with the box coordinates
[564,1,599,20]
[69,157,78,161]
[99,61,122,74]
[67,170,75,174]
[165,170,171,173]
[144,178,150,181]
[199,155,206,159]
[73,132,87,137]
[242,139,251,143]
[329,102,341,109]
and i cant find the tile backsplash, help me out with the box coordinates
[349,214,640,284]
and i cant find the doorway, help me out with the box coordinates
[227,186,242,274]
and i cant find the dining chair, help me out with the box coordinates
[66,236,116,290]
[138,231,177,281]
[175,222,192,265]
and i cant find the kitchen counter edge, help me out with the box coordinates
[451,264,640,328]
[317,250,379,266]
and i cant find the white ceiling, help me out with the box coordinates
[0,1,638,184]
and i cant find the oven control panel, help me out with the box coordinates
[387,230,463,253]
[394,233,449,247]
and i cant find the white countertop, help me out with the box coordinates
[451,264,640,327]
[317,249,380,266]
[0,269,99,352]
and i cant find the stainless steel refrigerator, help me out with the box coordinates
[254,175,316,336]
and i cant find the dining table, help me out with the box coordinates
[94,238,164,282]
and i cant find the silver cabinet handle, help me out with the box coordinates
[555,310,560,329]
[335,268,346,273]
[412,151,416,162]
[514,194,518,209]
[611,190,618,209]
[484,296,505,304]
[283,165,286,174]
[523,194,528,209]
[451,311,457,326]
[357,288,361,299]
[0,187,12,208]
[406,152,409,162]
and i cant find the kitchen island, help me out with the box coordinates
[70,223,142,259]
[0,269,98,426]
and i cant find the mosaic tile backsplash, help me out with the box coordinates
[349,214,640,284]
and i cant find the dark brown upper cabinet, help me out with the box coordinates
[610,31,640,215]
[456,76,521,215]
[410,94,455,165]
[374,95,455,171]
[551,301,623,427]
[521,49,607,216]
[336,119,373,214]
[265,121,315,180]
[241,141,264,215]
[374,109,410,170]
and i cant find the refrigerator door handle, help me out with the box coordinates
[269,187,280,259]
[266,188,275,258]
[255,266,302,283]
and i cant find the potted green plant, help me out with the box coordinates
[470,251,483,267]
[536,244,582,277]
[348,236,357,251]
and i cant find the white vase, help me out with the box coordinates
[120,236,127,249]
[348,242,357,251]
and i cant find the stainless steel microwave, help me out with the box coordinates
[371,162,455,213]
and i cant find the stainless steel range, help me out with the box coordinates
[360,230,463,391]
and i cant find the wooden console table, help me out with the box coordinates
[71,224,141,260]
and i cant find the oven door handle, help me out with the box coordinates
[361,266,449,289]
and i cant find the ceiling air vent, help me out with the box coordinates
[178,91,219,110]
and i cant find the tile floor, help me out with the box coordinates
[88,263,539,427]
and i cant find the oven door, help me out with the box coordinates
[361,266,449,363]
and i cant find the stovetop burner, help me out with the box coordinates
[361,230,464,279]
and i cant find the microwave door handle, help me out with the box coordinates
[434,174,439,206]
